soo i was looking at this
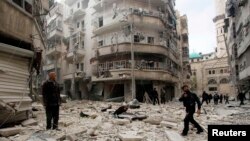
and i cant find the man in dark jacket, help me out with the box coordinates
[152,88,160,105]
[238,91,246,105]
[201,91,208,105]
[179,85,203,136]
[42,72,61,130]
[213,93,219,105]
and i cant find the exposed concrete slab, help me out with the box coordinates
[0,127,22,137]
[113,119,130,125]
[118,134,143,141]
[21,119,38,127]
[165,130,185,141]
[160,121,178,129]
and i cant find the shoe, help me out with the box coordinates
[197,129,203,134]
[181,132,187,136]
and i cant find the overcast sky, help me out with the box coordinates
[56,0,217,54]
[176,0,217,54]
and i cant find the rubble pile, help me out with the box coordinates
[0,100,249,141]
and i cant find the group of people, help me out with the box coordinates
[150,88,174,105]
[201,91,229,105]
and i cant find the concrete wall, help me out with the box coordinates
[0,0,33,43]
[190,57,233,96]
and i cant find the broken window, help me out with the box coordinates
[81,21,85,30]
[77,2,80,8]
[220,69,223,73]
[208,79,217,85]
[212,70,215,74]
[80,63,84,71]
[99,17,103,27]
[134,35,140,43]
[81,40,84,48]
[148,37,154,44]
[70,9,74,14]
[98,40,104,47]
[76,64,80,70]
[209,70,211,74]
[77,22,80,28]
[209,87,217,91]
[24,1,32,14]
[13,0,23,8]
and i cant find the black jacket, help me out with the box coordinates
[42,80,61,106]
[179,91,201,113]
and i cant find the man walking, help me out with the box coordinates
[160,88,166,104]
[213,93,219,105]
[238,91,246,106]
[152,88,160,105]
[201,91,208,105]
[42,72,61,130]
[179,85,203,136]
[224,94,229,104]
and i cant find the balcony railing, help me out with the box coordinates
[97,60,178,76]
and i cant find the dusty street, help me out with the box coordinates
[1,100,250,141]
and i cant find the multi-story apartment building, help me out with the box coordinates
[90,0,181,102]
[43,2,65,89]
[0,0,49,124]
[176,13,191,86]
[225,0,250,94]
[63,0,91,100]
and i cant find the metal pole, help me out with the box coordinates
[130,23,136,99]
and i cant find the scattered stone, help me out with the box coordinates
[21,119,38,127]
[160,121,177,129]
[55,133,66,141]
[144,116,162,125]
[113,119,130,125]
[0,137,10,141]
[0,127,22,137]
[165,130,184,141]
[66,134,77,141]
[118,134,143,141]
[101,105,112,112]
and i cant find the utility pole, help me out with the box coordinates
[130,23,136,100]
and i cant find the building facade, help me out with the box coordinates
[62,0,92,100]
[190,53,233,96]
[43,2,66,89]
[0,0,49,124]
[225,0,250,93]
[176,13,191,86]
[90,0,181,102]
[189,0,233,96]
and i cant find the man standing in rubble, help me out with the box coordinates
[179,85,203,136]
[152,88,160,105]
[42,72,61,130]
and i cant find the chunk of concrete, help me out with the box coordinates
[66,134,77,141]
[160,121,177,129]
[118,134,143,141]
[21,119,38,127]
[0,137,11,141]
[165,130,184,141]
[144,116,162,125]
[113,119,130,125]
[0,127,22,137]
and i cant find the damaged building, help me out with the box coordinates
[90,0,181,102]
[0,0,49,125]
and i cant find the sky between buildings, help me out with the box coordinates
[176,0,216,54]
[56,0,217,54]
